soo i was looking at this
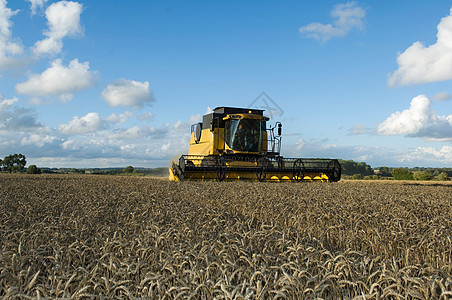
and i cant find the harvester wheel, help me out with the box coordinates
[256,157,269,182]
[293,159,305,182]
[215,156,226,181]
[170,163,184,181]
[277,156,285,169]
[327,159,341,182]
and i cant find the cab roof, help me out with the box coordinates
[213,107,264,116]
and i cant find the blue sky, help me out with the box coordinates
[1,0,452,168]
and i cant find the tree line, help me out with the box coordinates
[0,155,169,177]
[0,154,449,180]
[339,159,450,181]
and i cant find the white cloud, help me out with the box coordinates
[61,139,79,150]
[173,120,183,130]
[0,127,64,163]
[433,92,452,101]
[205,106,213,114]
[398,145,452,165]
[109,126,143,139]
[0,95,42,131]
[299,2,365,42]
[105,111,134,125]
[108,125,169,140]
[27,0,48,15]
[23,135,452,168]
[287,138,379,164]
[28,156,137,168]
[377,95,431,135]
[0,0,25,70]
[48,113,195,166]
[415,117,452,141]
[349,122,368,135]
[295,138,306,151]
[101,79,154,109]
[138,112,154,122]
[15,58,96,102]
[52,120,186,165]
[58,112,103,135]
[33,38,63,57]
[21,134,56,147]
[33,1,83,56]
[0,94,18,110]
[188,114,201,124]
[285,138,452,167]
[388,8,452,86]
[377,94,452,141]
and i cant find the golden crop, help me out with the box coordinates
[0,174,451,299]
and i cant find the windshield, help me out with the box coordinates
[225,119,261,152]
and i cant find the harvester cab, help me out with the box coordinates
[169,106,341,182]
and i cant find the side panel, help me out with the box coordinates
[188,128,226,156]
[213,128,225,155]
[188,129,212,155]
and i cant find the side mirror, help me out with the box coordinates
[277,123,282,136]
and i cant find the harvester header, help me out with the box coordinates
[169,106,341,182]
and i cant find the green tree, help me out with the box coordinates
[413,171,433,181]
[392,168,414,180]
[378,166,391,177]
[352,174,364,180]
[438,172,449,181]
[123,166,134,173]
[338,160,374,176]
[2,154,27,173]
[27,164,41,174]
[363,174,381,180]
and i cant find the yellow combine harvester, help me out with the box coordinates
[169,107,341,182]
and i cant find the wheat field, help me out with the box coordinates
[1,174,451,299]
